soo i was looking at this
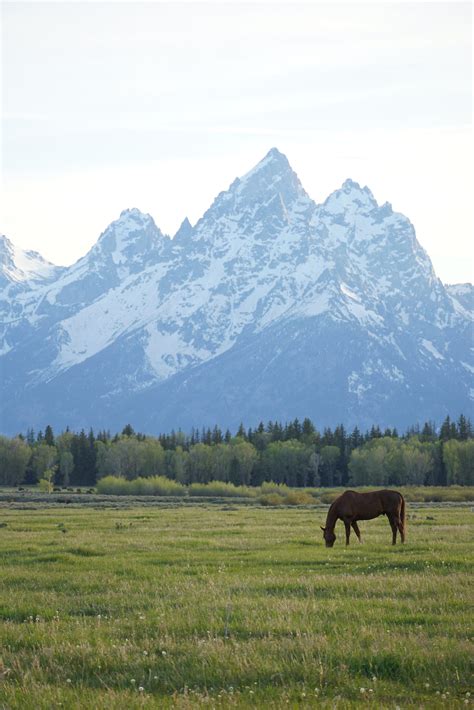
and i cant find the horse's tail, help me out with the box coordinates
[400,493,406,538]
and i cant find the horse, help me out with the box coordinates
[321,489,406,547]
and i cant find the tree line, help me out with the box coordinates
[0,414,472,489]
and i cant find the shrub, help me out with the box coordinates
[260,493,285,506]
[260,490,315,506]
[96,475,186,496]
[260,482,292,496]
[284,490,315,505]
[188,481,257,498]
[96,476,130,495]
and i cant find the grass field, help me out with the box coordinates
[0,502,473,708]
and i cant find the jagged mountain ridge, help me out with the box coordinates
[1,148,472,434]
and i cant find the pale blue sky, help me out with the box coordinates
[1,1,472,283]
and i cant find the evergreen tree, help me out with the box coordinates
[236,422,246,440]
[122,424,135,438]
[420,421,436,442]
[301,418,317,446]
[271,421,284,441]
[457,414,471,441]
[322,427,334,446]
[71,430,96,486]
[439,416,452,442]
[44,425,55,447]
[349,426,363,451]
[302,417,315,438]
[212,426,223,445]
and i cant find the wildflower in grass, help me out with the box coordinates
[143,650,148,656]
[131,679,136,684]
[161,650,167,656]
[66,679,72,684]
[466,692,471,697]
[360,687,366,693]
[138,686,144,692]
[425,683,430,688]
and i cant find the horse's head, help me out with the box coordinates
[321,526,336,547]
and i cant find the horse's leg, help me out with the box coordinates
[344,520,351,546]
[396,517,405,543]
[351,521,362,543]
[388,515,397,545]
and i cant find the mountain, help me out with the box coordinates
[0,148,472,435]
[0,233,64,287]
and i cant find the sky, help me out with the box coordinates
[1,1,472,284]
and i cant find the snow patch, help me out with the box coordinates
[145,325,211,380]
[340,283,361,302]
[421,339,445,361]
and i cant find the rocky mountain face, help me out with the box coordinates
[1,149,472,435]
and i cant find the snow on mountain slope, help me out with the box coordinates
[446,283,473,318]
[0,234,63,287]
[0,148,472,434]
[0,234,67,356]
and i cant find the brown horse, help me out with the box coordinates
[321,489,406,547]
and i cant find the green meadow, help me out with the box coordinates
[0,502,472,708]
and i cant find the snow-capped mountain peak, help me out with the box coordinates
[71,208,168,278]
[239,146,291,182]
[233,146,308,204]
[322,178,378,216]
[94,208,166,260]
[173,217,194,242]
[193,149,314,250]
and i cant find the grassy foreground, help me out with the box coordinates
[0,504,473,708]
